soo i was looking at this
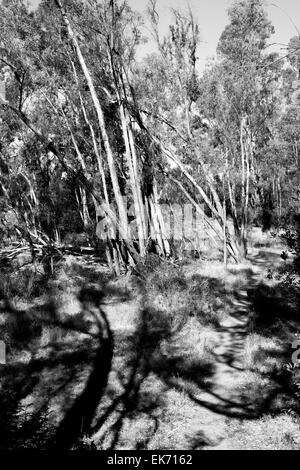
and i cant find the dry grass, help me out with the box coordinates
[1,230,300,450]
[243,333,285,375]
[219,413,300,450]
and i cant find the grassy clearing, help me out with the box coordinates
[0,254,223,449]
[1,231,300,449]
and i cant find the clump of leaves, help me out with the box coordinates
[280,215,300,272]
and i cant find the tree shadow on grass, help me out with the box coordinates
[0,285,117,449]
[0,261,299,450]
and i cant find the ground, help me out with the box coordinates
[0,231,300,450]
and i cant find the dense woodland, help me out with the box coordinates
[0,0,300,451]
[0,0,299,268]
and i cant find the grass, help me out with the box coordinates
[1,229,300,449]
[243,333,284,374]
[143,260,226,328]
[217,413,300,450]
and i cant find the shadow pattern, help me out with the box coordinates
[0,248,299,450]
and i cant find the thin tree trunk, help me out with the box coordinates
[223,174,227,266]
[155,139,240,260]
[164,170,238,262]
[69,58,110,205]
[54,0,128,236]
[278,176,282,218]
[108,49,147,255]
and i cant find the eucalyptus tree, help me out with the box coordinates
[0,0,171,272]
[197,0,282,254]
[133,1,243,261]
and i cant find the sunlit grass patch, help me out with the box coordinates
[144,260,225,329]
[223,413,300,450]
[243,333,285,374]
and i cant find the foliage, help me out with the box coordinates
[0,0,299,264]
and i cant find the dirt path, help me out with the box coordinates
[189,247,287,449]
[97,246,294,450]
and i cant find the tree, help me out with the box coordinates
[0,0,171,273]
[197,0,281,254]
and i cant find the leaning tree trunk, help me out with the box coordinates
[107,26,170,259]
[108,49,147,256]
[55,0,137,272]
[151,135,240,262]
